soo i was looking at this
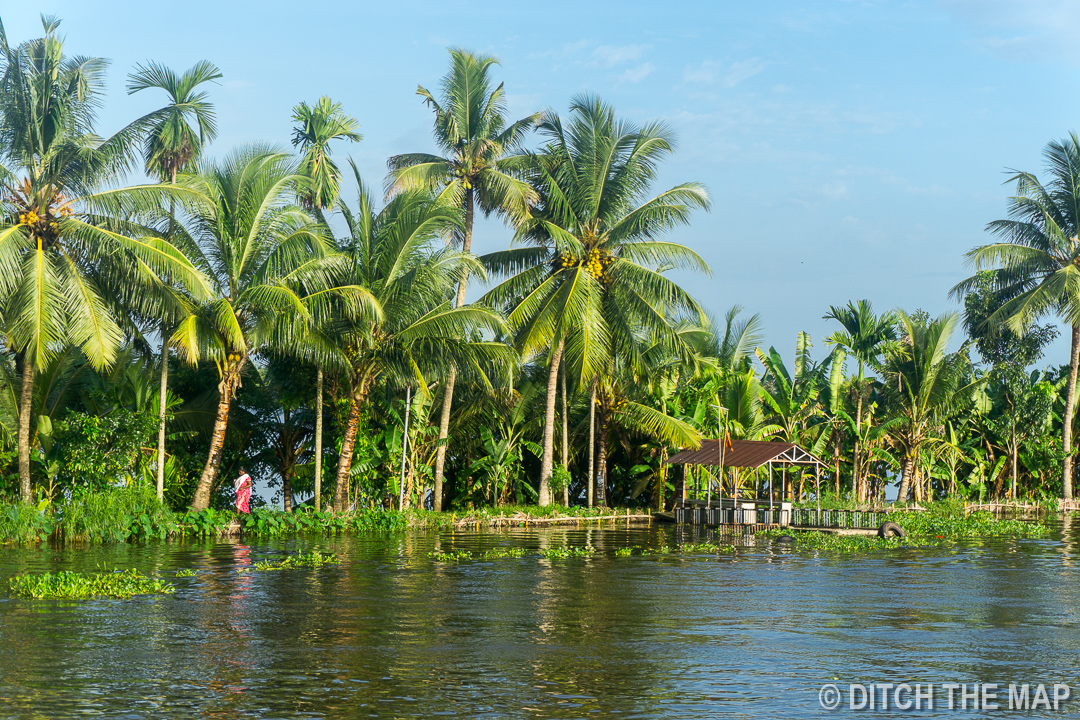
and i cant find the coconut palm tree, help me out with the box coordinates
[879,312,982,503]
[482,95,711,505]
[170,147,348,511]
[127,59,222,500]
[387,48,537,511]
[823,299,896,500]
[321,168,513,512]
[954,132,1080,498]
[290,96,361,511]
[952,134,1080,499]
[0,17,208,501]
[592,331,702,506]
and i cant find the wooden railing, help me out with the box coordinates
[791,508,887,529]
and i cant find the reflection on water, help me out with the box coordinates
[1,523,1079,718]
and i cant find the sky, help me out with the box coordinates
[5,0,1080,368]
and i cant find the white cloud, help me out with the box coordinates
[723,59,766,88]
[936,0,1080,63]
[682,58,765,88]
[591,44,649,68]
[619,62,655,83]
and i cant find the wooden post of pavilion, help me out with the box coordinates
[815,462,821,523]
[768,460,773,521]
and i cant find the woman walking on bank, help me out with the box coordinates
[234,467,252,514]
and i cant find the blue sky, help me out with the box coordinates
[5,0,1080,366]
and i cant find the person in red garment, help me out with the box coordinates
[234,467,252,514]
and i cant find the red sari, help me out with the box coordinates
[234,473,252,514]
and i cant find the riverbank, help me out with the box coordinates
[0,487,655,545]
[0,487,1055,546]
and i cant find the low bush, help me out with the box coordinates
[0,502,55,544]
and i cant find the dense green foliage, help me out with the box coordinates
[0,16,1077,522]
[0,484,408,544]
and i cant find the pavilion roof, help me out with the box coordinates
[667,439,823,468]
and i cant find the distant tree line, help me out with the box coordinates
[0,15,1076,512]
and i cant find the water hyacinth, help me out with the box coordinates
[239,550,338,573]
[539,546,596,560]
[428,550,472,562]
[9,569,174,599]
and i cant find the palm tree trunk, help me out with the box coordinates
[158,169,179,503]
[156,334,169,501]
[1011,426,1018,500]
[587,381,596,508]
[854,392,863,502]
[17,354,33,503]
[538,338,565,506]
[431,188,474,512]
[597,408,609,507]
[896,455,914,505]
[334,381,368,513]
[432,368,455,512]
[190,369,241,511]
[835,435,841,499]
[657,448,667,512]
[314,366,323,512]
[282,406,294,513]
[560,357,569,507]
[1063,322,1079,499]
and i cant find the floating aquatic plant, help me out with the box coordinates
[9,568,174,599]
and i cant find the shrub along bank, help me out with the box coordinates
[0,485,408,544]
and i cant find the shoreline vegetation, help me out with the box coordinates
[0,485,1055,546]
[0,484,659,544]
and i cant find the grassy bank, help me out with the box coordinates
[0,486,410,545]
[0,490,1051,547]
[0,487,649,545]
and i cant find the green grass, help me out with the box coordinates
[174,568,197,577]
[0,502,55,544]
[60,484,178,543]
[9,568,174,599]
[0,489,411,545]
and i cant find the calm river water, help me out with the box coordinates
[2,519,1080,719]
